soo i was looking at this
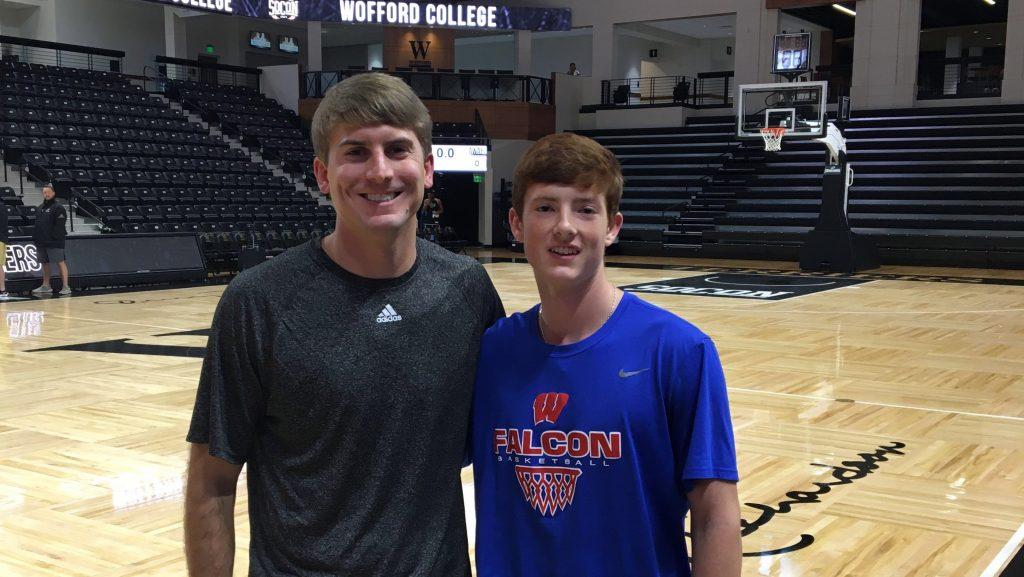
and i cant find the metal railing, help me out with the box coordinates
[141,65,161,93]
[660,145,742,217]
[474,108,489,141]
[917,53,1004,99]
[154,56,261,91]
[813,65,851,103]
[600,71,733,108]
[0,35,124,73]
[303,69,551,104]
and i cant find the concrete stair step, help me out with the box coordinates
[662,230,703,241]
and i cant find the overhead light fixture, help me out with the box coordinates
[983,0,996,5]
[833,4,856,17]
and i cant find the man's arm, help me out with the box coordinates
[687,479,741,577]
[184,442,244,577]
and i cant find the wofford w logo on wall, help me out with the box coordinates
[408,40,430,59]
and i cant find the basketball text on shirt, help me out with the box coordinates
[492,392,622,467]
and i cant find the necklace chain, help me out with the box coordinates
[538,288,619,343]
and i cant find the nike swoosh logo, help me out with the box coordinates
[618,368,650,378]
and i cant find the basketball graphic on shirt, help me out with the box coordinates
[493,392,623,517]
[514,464,581,516]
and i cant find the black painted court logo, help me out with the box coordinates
[739,441,906,556]
[622,274,870,301]
[29,327,210,357]
[683,441,906,557]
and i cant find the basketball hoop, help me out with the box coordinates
[515,465,582,516]
[760,126,787,152]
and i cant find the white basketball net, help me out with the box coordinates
[760,126,787,151]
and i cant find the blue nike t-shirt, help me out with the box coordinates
[471,291,738,577]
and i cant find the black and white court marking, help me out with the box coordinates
[620,274,870,301]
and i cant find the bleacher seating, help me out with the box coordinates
[2,186,29,237]
[578,104,1024,268]
[574,122,739,245]
[165,80,312,179]
[0,58,332,270]
[165,79,487,191]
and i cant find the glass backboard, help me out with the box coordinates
[737,81,828,139]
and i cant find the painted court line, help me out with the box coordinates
[979,519,1024,577]
[683,305,1024,315]
[730,387,1024,422]
[48,315,201,333]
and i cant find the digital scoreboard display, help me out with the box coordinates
[772,33,812,76]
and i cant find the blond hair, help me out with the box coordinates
[311,73,433,162]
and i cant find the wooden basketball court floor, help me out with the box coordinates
[1,250,1023,576]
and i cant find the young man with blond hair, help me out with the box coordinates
[185,72,504,577]
[471,132,741,577]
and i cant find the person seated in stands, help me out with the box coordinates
[568,62,581,76]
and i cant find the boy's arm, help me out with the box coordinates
[687,479,741,577]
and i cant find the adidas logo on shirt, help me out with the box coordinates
[376,304,402,323]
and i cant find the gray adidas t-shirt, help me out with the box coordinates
[187,237,504,577]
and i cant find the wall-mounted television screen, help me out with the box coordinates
[249,31,272,50]
[278,35,300,54]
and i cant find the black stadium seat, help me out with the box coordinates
[0,63,323,268]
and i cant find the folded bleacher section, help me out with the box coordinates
[0,58,334,271]
[580,104,1024,268]
[686,105,1024,268]
[574,121,740,250]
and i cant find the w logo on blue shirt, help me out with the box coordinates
[533,392,568,425]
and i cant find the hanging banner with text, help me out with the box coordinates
[156,0,571,31]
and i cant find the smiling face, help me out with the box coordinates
[313,123,434,240]
[510,182,623,290]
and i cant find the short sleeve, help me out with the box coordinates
[668,336,739,493]
[462,264,505,468]
[484,271,505,325]
[470,263,505,326]
[186,281,267,465]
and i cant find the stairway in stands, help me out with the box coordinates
[581,103,1024,268]
[573,120,739,254]
[691,104,1024,268]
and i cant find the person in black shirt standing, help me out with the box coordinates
[184,73,504,577]
[31,185,71,296]
[421,190,444,223]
